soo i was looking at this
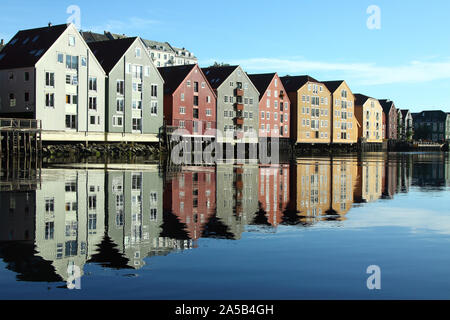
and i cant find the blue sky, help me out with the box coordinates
[1,0,450,112]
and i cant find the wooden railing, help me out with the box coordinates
[0,118,42,130]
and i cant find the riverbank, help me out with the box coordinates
[42,143,165,159]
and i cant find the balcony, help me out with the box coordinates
[236,103,244,111]
[279,90,285,99]
[235,88,244,97]
[235,117,244,126]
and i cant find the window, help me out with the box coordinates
[45,72,55,87]
[151,84,157,98]
[66,55,78,69]
[181,93,185,101]
[112,115,123,127]
[45,93,54,108]
[132,118,142,131]
[116,98,124,113]
[187,80,191,87]
[9,93,16,107]
[90,116,96,125]
[135,47,141,57]
[261,111,265,119]
[179,107,186,114]
[65,115,76,129]
[194,81,199,92]
[151,101,158,115]
[89,77,97,91]
[24,92,30,102]
[206,109,212,116]
[193,96,199,106]
[89,97,97,111]
[117,80,124,95]
[81,56,87,66]
[132,100,142,110]
[24,72,30,81]
[206,96,211,103]
[68,35,76,46]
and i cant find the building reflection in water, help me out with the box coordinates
[0,153,447,284]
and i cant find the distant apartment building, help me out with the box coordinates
[81,31,197,67]
[248,73,290,140]
[413,110,450,142]
[354,94,383,143]
[158,64,216,137]
[378,99,398,140]
[323,81,357,144]
[88,37,164,141]
[281,76,331,144]
[398,109,413,140]
[0,24,106,141]
[202,66,259,144]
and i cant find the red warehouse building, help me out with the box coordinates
[248,73,291,140]
[158,64,217,137]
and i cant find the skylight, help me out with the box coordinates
[10,38,18,45]
[22,38,29,45]
[32,35,40,42]
[0,53,5,61]
[35,49,44,57]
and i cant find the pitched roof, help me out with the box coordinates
[157,64,196,94]
[247,73,276,99]
[378,99,395,114]
[322,80,345,94]
[354,93,372,106]
[201,66,239,89]
[279,75,318,92]
[400,109,410,118]
[0,24,68,70]
[88,37,137,73]
[81,31,111,42]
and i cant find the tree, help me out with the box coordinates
[209,61,231,68]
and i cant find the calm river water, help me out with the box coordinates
[0,152,449,299]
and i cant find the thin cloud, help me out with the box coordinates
[201,57,450,86]
[87,17,159,35]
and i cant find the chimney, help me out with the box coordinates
[0,39,3,46]
[48,22,52,27]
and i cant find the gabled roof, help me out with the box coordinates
[400,109,411,118]
[201,66,239,89]
[379,99,396,114]
[354,93,372,106]
[322,80,345,94]
[88,37,137,73]
[0,24,69,70]
[247,73,276,99]
[279,75,318,92]
[158,64,196,94]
